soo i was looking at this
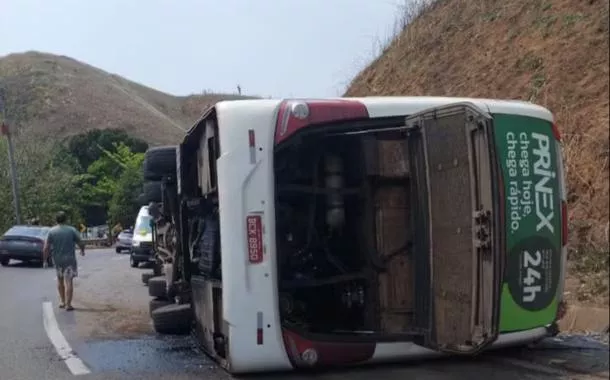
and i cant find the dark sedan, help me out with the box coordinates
[0,225,51,267]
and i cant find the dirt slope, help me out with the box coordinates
[0,51,254,145]
[346,0,609,303]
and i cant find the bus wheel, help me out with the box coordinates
[142,272,155,285]
[143,146,177,181]
[152,261,163,276]
[143,181,162,203]
[149,298,172,316]
[151,304,192,335]
[148,277,167,299]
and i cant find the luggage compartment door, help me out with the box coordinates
[405,102,501,354]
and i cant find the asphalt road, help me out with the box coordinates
[0,248,607,380]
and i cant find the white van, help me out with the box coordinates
[146,97,567,374]
[130,206,154,268]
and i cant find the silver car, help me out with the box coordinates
[115,230,133,253]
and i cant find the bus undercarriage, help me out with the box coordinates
[274,127,423,338]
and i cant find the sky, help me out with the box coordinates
[0,0,403,98]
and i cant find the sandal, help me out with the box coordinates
[58,303,66,309]
[66,305,74,311]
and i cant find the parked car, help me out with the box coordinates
[0,225,51,267]
[115,229,133,253]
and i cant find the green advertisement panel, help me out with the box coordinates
[493,114,562,332]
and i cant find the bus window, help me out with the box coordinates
[199,119,220,195]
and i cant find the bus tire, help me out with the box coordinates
[149,298,172,316]
[148,277,167,299]
[143,146,177,181]
[151,304,192,335]
[142,272,155,285]
[143,181,162,203]
[153,261,163,276]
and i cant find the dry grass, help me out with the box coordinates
[346,0,609,305]
[0,51,255,145]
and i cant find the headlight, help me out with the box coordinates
[132,241,141,247]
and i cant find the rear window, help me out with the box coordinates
[4,226,49,238]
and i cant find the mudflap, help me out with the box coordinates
[405,102,501,355]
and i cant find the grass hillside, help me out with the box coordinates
[0,51,254,145]
[346,0,609,304]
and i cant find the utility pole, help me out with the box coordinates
[0,91,22,225]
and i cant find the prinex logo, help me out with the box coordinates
[532,132,556,233]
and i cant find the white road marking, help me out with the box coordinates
[42,301,91,376]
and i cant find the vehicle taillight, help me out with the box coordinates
[256,311,264,345]
[248,129,255,147]
[561,200,568,247]
[554,122,567,247]
[551,122,562,142]
[274,99,369,145]
[554,125,569,318]
[281,329,375,369]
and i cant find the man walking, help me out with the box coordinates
[43,211,85,311]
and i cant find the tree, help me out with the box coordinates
[84,142,145,227]
[0,135,83,231]
[66,129,147,172]
[74,140,147,225]
[0,129,148,233]
[108,164,143,227]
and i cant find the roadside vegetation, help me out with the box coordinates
[0,129,147,233]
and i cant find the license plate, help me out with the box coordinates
[246,214,264,264]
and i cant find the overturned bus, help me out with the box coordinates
[140,97,568,374]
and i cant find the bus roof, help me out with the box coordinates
[182,96,553,147]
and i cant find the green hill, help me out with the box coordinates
[0,51,254,145]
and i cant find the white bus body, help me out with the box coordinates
[167,97,567,374]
